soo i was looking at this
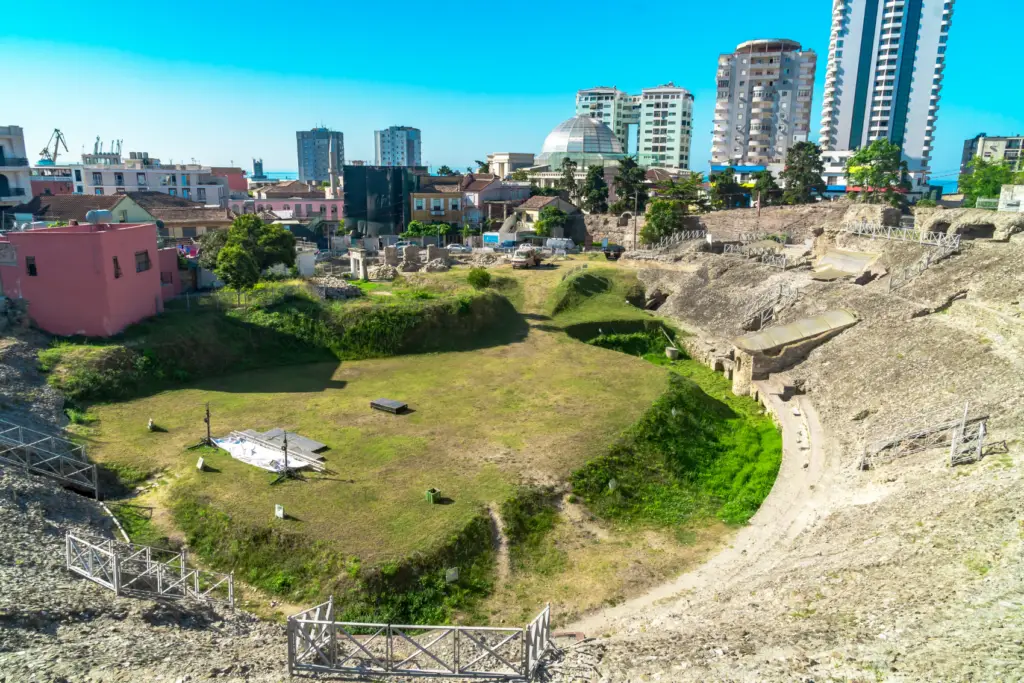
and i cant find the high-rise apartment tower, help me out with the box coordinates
[711,39,816,167]
[296,128,345,183]
[575,84,693,169]
[819,0,955,188]
[374,126,422,167]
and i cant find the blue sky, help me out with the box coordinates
[3,0,1017,185]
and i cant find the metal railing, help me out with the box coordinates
[859,402,987,470]
[636,229,707,252]
[723,243,789,269]
[0,156,30,167]
[742,282,795,330]
[841,220,961,250]
[0,418,97,496]
[66,532,234,607]
[887,237,959,293]
[288,599,551,680]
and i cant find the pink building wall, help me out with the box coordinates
[0,223,165,337]
[157,248,184,301]
[212,169,248,193]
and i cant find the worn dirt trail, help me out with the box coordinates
[488,503,511,584]
[569,389,836,636]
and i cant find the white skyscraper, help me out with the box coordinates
[711,40,816,168]
[819,0,955,189]
[575,84,693,169]
[636,84,694,170]
[374,126,422,167]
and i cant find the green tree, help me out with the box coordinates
[914,198,937,208]
[845,139,909,207]
[533,205,568,238]
[779,142,826,204]
[558,157,579,204]
[653,174,708,212]
[224,215,296,270]
[639,198,690,244]
[530,185,561,197]
[751,170,781,206]
[474,159,490,173]
[610,156,648,214]
[958,156,1022,207]
[708,166,746,209]
[197,229,228,270]
[581,165,609,213]
[215,244,260,302]
[436,165,457,176]
[510,169,530,182]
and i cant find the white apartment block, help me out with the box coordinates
[712,40,816,167]
[575,87,639,154]
[79,153,227,206]
[576,84,693,169]
[0,125,32,208]
[637,84,694,169]
[820,0,955,190]
[374,126,422,167]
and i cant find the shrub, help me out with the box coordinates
[467,267,491,289]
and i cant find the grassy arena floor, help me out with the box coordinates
[82,261,668,567]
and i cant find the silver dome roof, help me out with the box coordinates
[536,116,625,166]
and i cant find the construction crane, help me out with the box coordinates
[39,129,69,164]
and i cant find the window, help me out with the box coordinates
[135,250,151,273]
[331,204,338,215]
[415,198,425,211]
[196,188,206,201]
[95,188,104,195]
[75,169,82,182]
[431,199,443,210]
[319,204,326,214]
[182,227,197,238]
[168,188,176,196]
[306,204,313,215]
[450,198,460,211]
[182,188,191,199]
[283,204,290,210]
[113,256,122,279]
[92,172,103,185]
[26,256,37,276]
[114,172,124,185]
[182,174,190,186]
[137,173,146,185]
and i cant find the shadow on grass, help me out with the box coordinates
[561,318,666,342]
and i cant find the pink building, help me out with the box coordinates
[211,167,248,193]
[0,222,182,337]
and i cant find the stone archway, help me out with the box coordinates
[958,223,996,240]
[932,221,951,235]
[618,212,632,227]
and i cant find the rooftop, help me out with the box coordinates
[10,195,123,222]
[733,310,858,354]
[517,195,560,211]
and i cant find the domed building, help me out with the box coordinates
[535,115,627,169]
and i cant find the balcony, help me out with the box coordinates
[0,188,27,200]
[0,157,29,168]
[430,209,446,216]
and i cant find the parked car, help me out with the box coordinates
[511,246,544,269]
[603,244,626,260]
[447,244,471,254]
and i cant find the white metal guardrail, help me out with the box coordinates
[0,419,98,496]
[288,599,552,680]
[637,229,707,251]
[841,220,961,250]
[66,532,234,607]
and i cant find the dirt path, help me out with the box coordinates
[488,504,510,584]
[569,387,837,636]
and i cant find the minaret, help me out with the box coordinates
[328,136,339,199]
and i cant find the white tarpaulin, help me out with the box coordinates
[213,435,312,472]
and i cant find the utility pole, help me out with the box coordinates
[632,189,639,250]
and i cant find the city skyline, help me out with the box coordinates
[2,0,1018,187]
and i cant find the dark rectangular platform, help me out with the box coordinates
[371,398,408,414]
